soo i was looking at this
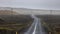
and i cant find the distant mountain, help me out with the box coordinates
[0,7,50,11]
[0,7,60,15]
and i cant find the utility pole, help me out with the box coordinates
[50,10,52,15]
[10,8,13,16]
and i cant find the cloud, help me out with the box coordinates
[0,0,60,10]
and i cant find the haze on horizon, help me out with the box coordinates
[0,0,60,10]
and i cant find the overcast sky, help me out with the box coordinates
[0,0,60,10]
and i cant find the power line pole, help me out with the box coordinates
[50,10,52,15]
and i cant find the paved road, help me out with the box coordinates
[24,15,46,34]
